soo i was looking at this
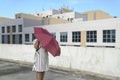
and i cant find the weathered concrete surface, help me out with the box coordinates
[0,60,112,80]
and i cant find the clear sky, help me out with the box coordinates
[0,0,119,18]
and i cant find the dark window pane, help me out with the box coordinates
[25,34,29,42]
[12,25,16,32]
[103,30,116,43]
[103,39,106,42]
[7,26,10,33]
[18,25,22,32]
[107,30,110,34]
[107,39,110,42]
[19,34,22,44]
[86,31,97,43]
[72,31,81,42]
[2,35,5,43]
[112,39,115,42]
[103,30,106,34]
[7,35,10,43]
[60,32,67,42]
[2,27,5,33]
[12,35,15,44]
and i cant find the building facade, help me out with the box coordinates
[1,9,118,48]
[22,18,120,48]
[82,10,113,20]
[33,8,87,22]
[1,18,119,48]
[0,18,42,44]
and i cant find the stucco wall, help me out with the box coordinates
[23,18,42,27]
[0,44,120,78]
[82,10,112,20]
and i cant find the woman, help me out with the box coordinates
[32,39,49,80]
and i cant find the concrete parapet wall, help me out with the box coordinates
[0,44,120,79]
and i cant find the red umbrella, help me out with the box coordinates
[34,27,61,57]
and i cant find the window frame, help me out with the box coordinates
[18,25,22,32]
[7,26,10,33]
[7,35,10,44]
[103,29,116,43]
[25,34,29,42]
[12,34,16,44]
[2,35,5,43]
[72,31,81,42]
[86,30,97,43]
[19,34,22,44]
[51,32,56,39]
[12,25,16,33]
[2,27,5,33]
[60,32,68,42]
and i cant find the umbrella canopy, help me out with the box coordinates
[34,27,61,57]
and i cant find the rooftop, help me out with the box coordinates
[0,59,111,80]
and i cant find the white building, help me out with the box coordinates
[33,9,61,17]
[52,12,87,22]
[22,18,120,48]
[0,9,119,48]
[0,9,120,79]
[0,18,42,44]
[33,8,87,22]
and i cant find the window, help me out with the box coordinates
[7,26,10,33]
[32,34,36,41]
[46,16,48,18]
[18,25,22,32]
[12,25,16,32]
[12,35,15,44]
[18,17,21,19]
[2,27,5,33]
[72,31,81,42]
[70,18,73,22]
[51,32,56,39]
[67,18,70,21]
[25,34,29,42]
[37,14,39,16]
[60,32,67,42]
[2,35,5,43]
[57,16,60,19]
[86,31,97,42]
[7,35,10,44]
[19,34,22,44]
[103,29,116,43]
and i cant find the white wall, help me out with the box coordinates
[75,12,84,18]
[33,9,60,17]
[23,18,42,27]
[43,18,120,48]
[21,18,120,48]
[0,18,23,28]
[52,12,76,20]
[0,44,120,78]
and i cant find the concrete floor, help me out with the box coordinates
[0,60,111,80]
